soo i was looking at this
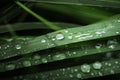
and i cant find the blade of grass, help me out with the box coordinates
[0,14,119,60]
[0,36,120,72]
[19,0,120,8]
[15,1,61,30]
[8,58,120,80]
[0,22,80,34]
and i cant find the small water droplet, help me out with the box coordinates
[41,39,46,43]
[107,39,118,49]
[33,54,41,60]
[41,58,48,63]
[23,61,31,67]
[6,64,15,70]
[110,70,115,74]
[81,64,91,73]
[53,54,66,60]
[116,32,119,34]
[76,73,82,78]
[15,44,21,49]
[95,44,102,49]
[56,33,64,40]
[98,72,103,76]
[117,20,120,22]
[69,74,73,78]
[93,62,102,69]
[68,36,73,39]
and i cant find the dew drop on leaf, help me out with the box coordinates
[107,39,118,49]
[15,44,21,49]
[80,64,91,73]
[53,54,66,60]
[23,61,31,67]
[6,64,15,70]
[56,33,64,40]
[68,36,73,39]
[33,54,41,60]
[92,62,102,69]
[41,39,46,43]
[95,44,102,49]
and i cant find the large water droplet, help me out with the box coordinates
[15,44,21,49]
[6,64,15,70]
[93,62,102,69]
[80,64,91,73]
[53,54,66,60]
[56,33,64,40]
[23,61,31,67]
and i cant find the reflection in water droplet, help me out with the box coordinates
[23,61,31,67]
[56,33,64,40]
[53,54,66,60]
[76,73,82,78]
[81,64,91,73]
[15,44,21,49]
[6,64,15,70]
[93,62,102,69]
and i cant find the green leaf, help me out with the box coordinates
[9,57,120,80]
[0,36,120,72]
[19,0,120,8]
[0,15,119,60]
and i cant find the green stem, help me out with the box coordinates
[15,1,61,30]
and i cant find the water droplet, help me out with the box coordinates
[76,73,82,78]
[95,44,102,49]
[98,72,103,76]
[93,62,102,69]
[41,39,46,43]
[41,58,48,63]
[81,64,91,73]
[33,54,41,60]
[53,54,66,60]
[117,20,120,22]
[107,39,118,49]
[56,33,64,40]
[69,74,73,78]
[15,44,21,49]
[110,70,114,74]
[116,32,119,34]
[6,64,15,70]
[64,30,68,33]
[23,61,31,67]
[68,36,73,39]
